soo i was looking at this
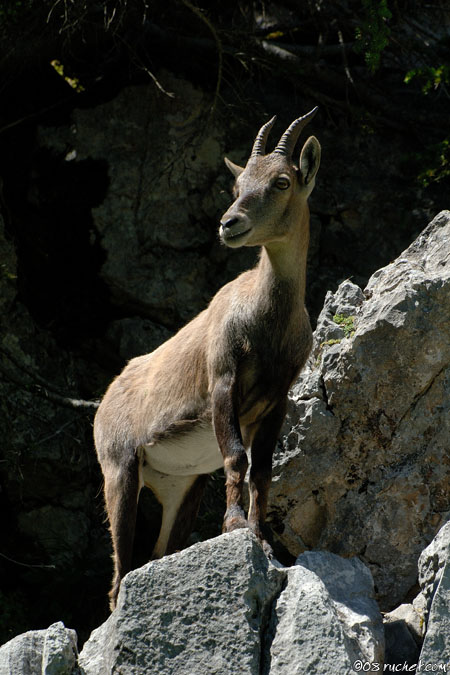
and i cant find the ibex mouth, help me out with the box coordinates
[220,222,252,246]
[221,228,252,247]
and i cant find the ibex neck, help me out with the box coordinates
[257,213,310,305]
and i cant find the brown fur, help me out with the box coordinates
[94,111,321,609]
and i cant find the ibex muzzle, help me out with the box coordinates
[94,109,321,609]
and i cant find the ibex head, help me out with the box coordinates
[220,108,321,248]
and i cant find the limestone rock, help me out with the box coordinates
[419,561,450,669]
[265,565,359,674]
[78,530,383,675]
[269,210,450,610]
[0,621,78,675]
[383,619,420,669]
[297,551,384,666]
[384,603,424,646]
[79,530,285,675]
[417,519,450,620]
[417,520,450,668]
[265,551,384,674]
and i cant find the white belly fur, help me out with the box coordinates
[142,422,223,478]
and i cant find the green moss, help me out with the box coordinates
[333,314,355,338]
[321,338,342,348]
[315,338,342,365]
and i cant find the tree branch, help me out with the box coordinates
[0,344,100,411]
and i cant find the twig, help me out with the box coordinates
[0,551,56,570]
[115,32,175,98]
[0,345,100,410]
[140,66,176,98]
[37,388,100,410]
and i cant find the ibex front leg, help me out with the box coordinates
[247,399,287,555]
[212,374,249,532]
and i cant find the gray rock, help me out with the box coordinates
[417,519,450,620]
[105,316,173,361]
[37,78,231,327]
[265,551,383,674]
[78,530,383,675]
[42,622,79,675]
[297,551,384,666]
[383,619,419,669]
[419,560,450,670]
[413,520,450,669]
[0,622,77,675]
[313,279,364,350]
[265,565,359,674]
[79,530,285,675]
[269,210,450,610]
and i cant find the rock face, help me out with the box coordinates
[269,210,450,610]
[36,76,255,331]
[78,530,383,675]
[0,211,108,639]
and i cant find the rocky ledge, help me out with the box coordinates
[1,524,449,674]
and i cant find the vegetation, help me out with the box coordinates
[333,314,356,339]
[354,0,392,72]
[0,1,447,184]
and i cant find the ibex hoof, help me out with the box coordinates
[223,506,248,532]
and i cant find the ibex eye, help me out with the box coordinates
[275,177,290,190]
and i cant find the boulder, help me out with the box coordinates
[269,210,450,610]
[265,550,383,674]
[383,604,422,669]
[296,551,384,666]
[79,530,285,675]
[0,621,77,675]
[78,530,383,674]
[381,520,450,669]
[265,565,360,674]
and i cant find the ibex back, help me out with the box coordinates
[94,109,321,609]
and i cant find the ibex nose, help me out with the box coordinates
[220,216,239,229]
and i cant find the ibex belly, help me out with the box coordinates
[141,422,223,478]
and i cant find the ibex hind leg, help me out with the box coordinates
[103,452,141,610]
[166,474,209,554]
[140,463,206,559]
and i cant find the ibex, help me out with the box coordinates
[94,108,321,609]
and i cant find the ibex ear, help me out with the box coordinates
[299,136,321,187]
[224,157,244,178]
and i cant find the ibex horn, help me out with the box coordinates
[274,107,319,157]
[250,115,277,158]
